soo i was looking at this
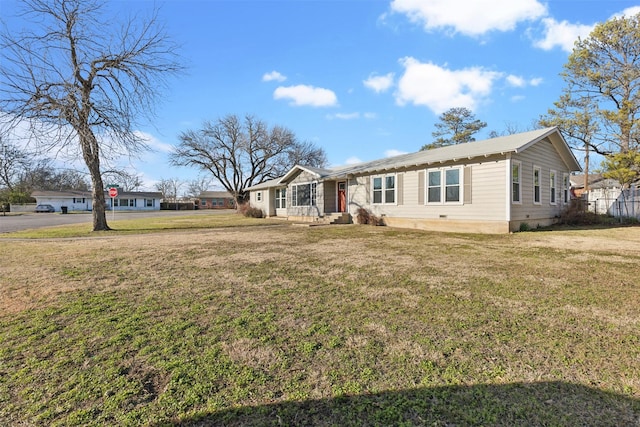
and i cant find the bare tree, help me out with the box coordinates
[0,0,182,230]
[0,138,30,192]
[170,114,328,204]
[155,177,182,202]
[102,170,144,192]
[186,176,213,198]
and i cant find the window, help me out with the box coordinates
[275,188,286,209]
[371,175,395,204]
[563,173,570,204]
[445,169,460,202]
[256,192,262,202]
[73,198,85,203]
[145,199,154,207]
[512,161,521,203]
[114,198,135,207]
[292,182,316,207]
[533,166,541,204]
[426,167,462,204]
[427,170,441,203]
[549,170,556,204]
[200,200,207,206]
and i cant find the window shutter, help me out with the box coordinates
[397,173,404,205]
[365,178,370,204]
[418,171,425,205]
[464,166,472,204]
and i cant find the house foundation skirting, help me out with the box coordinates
[382,217,511,234]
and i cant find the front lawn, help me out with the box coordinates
[1,220,638,425]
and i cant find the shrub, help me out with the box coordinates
[558,199,613,226]
[356,207,383,225]
[238,203,264,218]
[519,222,531,232]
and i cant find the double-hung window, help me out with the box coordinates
[372,175,395,204]
[549,170,557,205]
[563,173,570,204]
[512,161,522,204]
[426,167,462,204]
[275,188,286,209]
[533,166,541,204]
[292,182,316,207]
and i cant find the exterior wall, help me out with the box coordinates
[32,193,161,212]
[32,197,92,212]
[347,156,508,224]
[250,188,273,216]
[285,171,324,218]
[199,198,235,209]
[510,138,572,230]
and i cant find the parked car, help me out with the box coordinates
[35,204,55,213]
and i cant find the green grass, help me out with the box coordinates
[1,217,638,426]
[0,213,280,239]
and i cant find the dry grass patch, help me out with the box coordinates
[1,224,639,426]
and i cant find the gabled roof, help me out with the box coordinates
[32,190,162,198]
[245,127,582,191]
[199,191,233,198]
[323,127,581,178]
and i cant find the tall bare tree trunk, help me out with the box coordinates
[79,125,110,231]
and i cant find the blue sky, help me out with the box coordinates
[3,0,640,191]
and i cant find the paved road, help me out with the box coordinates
[0,209,234,233]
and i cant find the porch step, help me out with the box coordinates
[321,212,352,225]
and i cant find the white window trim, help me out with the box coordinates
[371,174,397,205]
[275,188,286,209]
[512,161,522,205]
[562,173,570,204]
[533,165,542,205]
[549,170,557,205]
[291,181,317,207]
[425,166,463,205]
[256,191,262,202]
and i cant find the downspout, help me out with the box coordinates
[506,154,512,231]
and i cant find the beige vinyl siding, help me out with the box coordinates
[287,170,324,217]
[511,137,571,223]
[348,157,507,221]
[251,188,272,216]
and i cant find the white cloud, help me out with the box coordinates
[534,18,594,52]
[506,74,543,88]
[262,71,287,82]
[395,57,501,114]
[133,130,174,154]
[389,0,547,36]
[326,112,377,120]
[345,156,362,165]
[506,75,526,88]
[530,77,543,87]
[273,85,338,107]
[327,112,361,120]
[385,149,408,157]
[363,73,395,93]
[511,95,526,102]
[613,6,640,18]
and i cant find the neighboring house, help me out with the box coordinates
[32,190,162,212]
[571,174,640,218]
[246,127,582,233]
[198,191,235,209]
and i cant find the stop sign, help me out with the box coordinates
[108,187,118,198]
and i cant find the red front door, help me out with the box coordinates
[338,182,346,212]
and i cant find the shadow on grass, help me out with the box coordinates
[156,381,639,426]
